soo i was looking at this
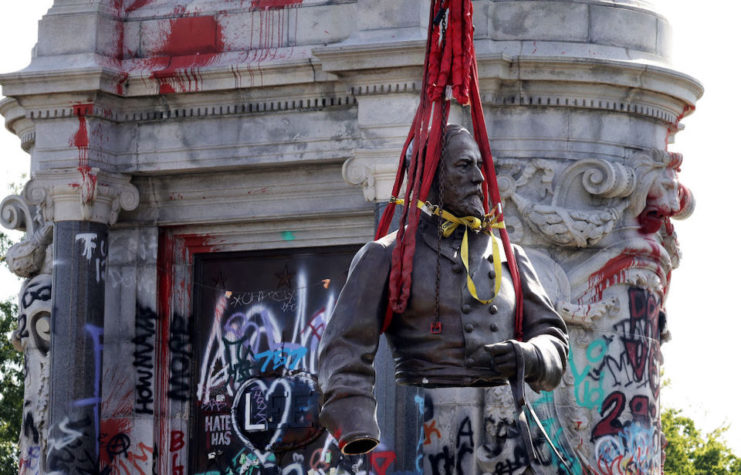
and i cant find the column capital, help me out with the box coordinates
[342,150,399,203]
[23,168,139,225]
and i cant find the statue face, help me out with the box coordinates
[439,132,486,219]
[638,167,682,234]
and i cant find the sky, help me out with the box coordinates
[0,0,737,455]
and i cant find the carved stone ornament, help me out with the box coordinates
[23,169,140,225]
[342,151,400,202]
[497,157,636,248]
[0,194,52,278]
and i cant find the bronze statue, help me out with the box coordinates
[317,125,568,456]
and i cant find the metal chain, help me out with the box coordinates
[433,9,448,334]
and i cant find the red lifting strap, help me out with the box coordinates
[377,0,524,341]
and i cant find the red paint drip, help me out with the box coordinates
[251,0,302,10]
[587,254,636,303]
[71,104,98,203]
[584,244,665,303]
[156,230,174,475]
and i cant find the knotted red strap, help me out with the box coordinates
[377,0,524,341]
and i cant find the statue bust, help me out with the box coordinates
[317,125,569,455]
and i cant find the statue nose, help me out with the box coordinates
[472,166,484,184]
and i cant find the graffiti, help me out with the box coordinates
[46,415,97,473]
[17,274,52,475]
[76,233,98,260]
[570,338,609,410]
[592,392,657,442]
[619,288,661,396]
[530,392,583,474]
[424,420,442,445]
[172,430,186,475]
[254,346,308,373]
[133,304,157,414]
[594,423,659,475]
[190,247,357,473]
[229,288,298,312]
[414,394,426,472]
[588,289,661,394]
[75,232,107,282]
[48,323,106,473]
[231,374,322,452]
[369,451,396,475]
[100,441,155,475]
[168,313,192,401]
[18,445,41,474]
[427,417,474,475]
[205,415,233,446]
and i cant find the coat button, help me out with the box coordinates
[488,270,496,279]
[487,254,494,263]
[464,323,474,333]
[490,323,498,332]
[466,357,474,366]
[452,264,463,274]
[489,304,498,314]
[462,304,471,314]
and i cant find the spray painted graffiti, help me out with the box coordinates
[133,304,157,414]
[168,313,192,401]
[191,246,361,473]
[565,286,663,473]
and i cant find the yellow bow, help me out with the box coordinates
[392,198,505,304]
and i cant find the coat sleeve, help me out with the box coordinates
[514,245,569,392]
[317,240,391,453]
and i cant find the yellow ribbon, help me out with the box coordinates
[392,198,505,304]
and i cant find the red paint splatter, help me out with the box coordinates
[149,16,225,94]
[99,417,133,466]
[158,16,224,57]
[251,0,302,10]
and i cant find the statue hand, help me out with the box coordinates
[484,340,541,381]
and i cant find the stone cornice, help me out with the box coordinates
[23,169,139,224]
[0,98,35,152]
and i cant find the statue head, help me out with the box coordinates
[434,124,486,219]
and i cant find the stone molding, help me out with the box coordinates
[21,92,359,124]
[126,164,368,226]
[23,169,139,224]
[342,150,401,202]
[0,98,35,152]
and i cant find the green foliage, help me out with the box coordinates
[663,407,741,474]
[0,229,22,473]
[0,298,22,473]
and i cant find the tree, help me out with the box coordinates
[0,231,23,473]
[662,407,741,474]
[0,298,22,473]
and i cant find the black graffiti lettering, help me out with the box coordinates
[23,411,39,444]
[428,445,455,475]
[168,314,192,401]
[105,432,132,460]
[133,304,157,413]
